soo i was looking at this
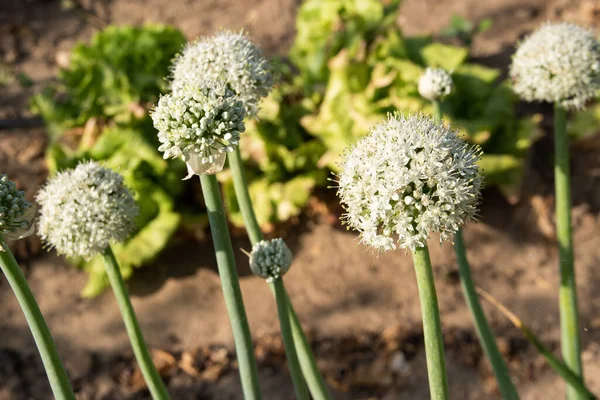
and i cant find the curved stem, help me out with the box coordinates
[271,278,309,400]
[228,150,333,400]
[199,173,262,400]
[477,288,596,400]
[0,239,76,400]
[454,229,520,399]
[102,247,170,400]
[286,289,333,400]
[411,245,449,400]
[554,104,583,400]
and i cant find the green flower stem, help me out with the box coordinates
[454,229,519,399]
[228,149,333,400]
[270,278,309,400]
[229,148,263,245]
[102,247,170,400]
[554,104,583,400]
[477,288,596,400]
[411,245,449,400]
[199,173,262,400]
[432,99,443,123]
[0,238,76,400]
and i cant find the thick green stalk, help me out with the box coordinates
[411,245,449,400]
[270,278,309,400]
[199,173,262,400]
[454,229,519,399]
[228,150,333,400]
[0,238,76,400]
[554,104,583,400]
[102,247,170,400]
[477,288,596,400]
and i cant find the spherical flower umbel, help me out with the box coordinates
[249,238,293,282]
[418,68,453,101]
[151,78,246,177]
[336,114,482,252]
[171,30,273,118]
[37,161,138,260]
[0,174,35,244]
[510,22,600,110]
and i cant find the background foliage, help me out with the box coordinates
[229,0,541,227]
[33,1,545,294]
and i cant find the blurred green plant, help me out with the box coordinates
[440,15,493,48]
[31,24,185,136]
[229,0,540,226]
[31,25,186,296]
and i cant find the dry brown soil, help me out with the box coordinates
[2,0,600,399]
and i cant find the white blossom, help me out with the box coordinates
[249,238,293,282]
[418,68,453,101]
[151,78,246,177]
[336,114,482,252]
[0,174,35,246]
[510,22,600,110]
[37,161,138,259]
[171,30,273,118]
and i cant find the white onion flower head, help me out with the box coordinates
[37,161,138,260]
[510,22,600,110]
[336,114,482,252]
[418,68,453,101]
[0,174,35,247]
[151,78,246,177]
[249,238,293,282]
[171,30,273,118]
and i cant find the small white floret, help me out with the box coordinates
[336,114,482,252]
[37,161,138,259]
[171,30,273,118]
[510,22,600,110]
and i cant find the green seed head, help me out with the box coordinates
[249,238,293,282]
[0,174,35,244]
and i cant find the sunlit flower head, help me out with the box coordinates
[171,30,273,118]
[249,238,293,282]
[418,68,453,101]
[151,77,246,177]
[510,22,600,110]
[336,114,482,252]
[37,161,138,259]
[0,174,35,246]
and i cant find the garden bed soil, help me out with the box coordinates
[2,0,600,399]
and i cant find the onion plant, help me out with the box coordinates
[152,76,262,399]
[336,113,483,399]
[36,162,170,400]
[248,238,309,400]
[164,30,332,400]
[419,68,520,399]
[510,22,600,399]
[0,175,75,400]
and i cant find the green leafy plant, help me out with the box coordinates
[440,14,493,48]
[32,25,187,296]
[229,0,540,227]
[31,24,185,136]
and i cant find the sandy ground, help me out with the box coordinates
[1,0,600,399]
